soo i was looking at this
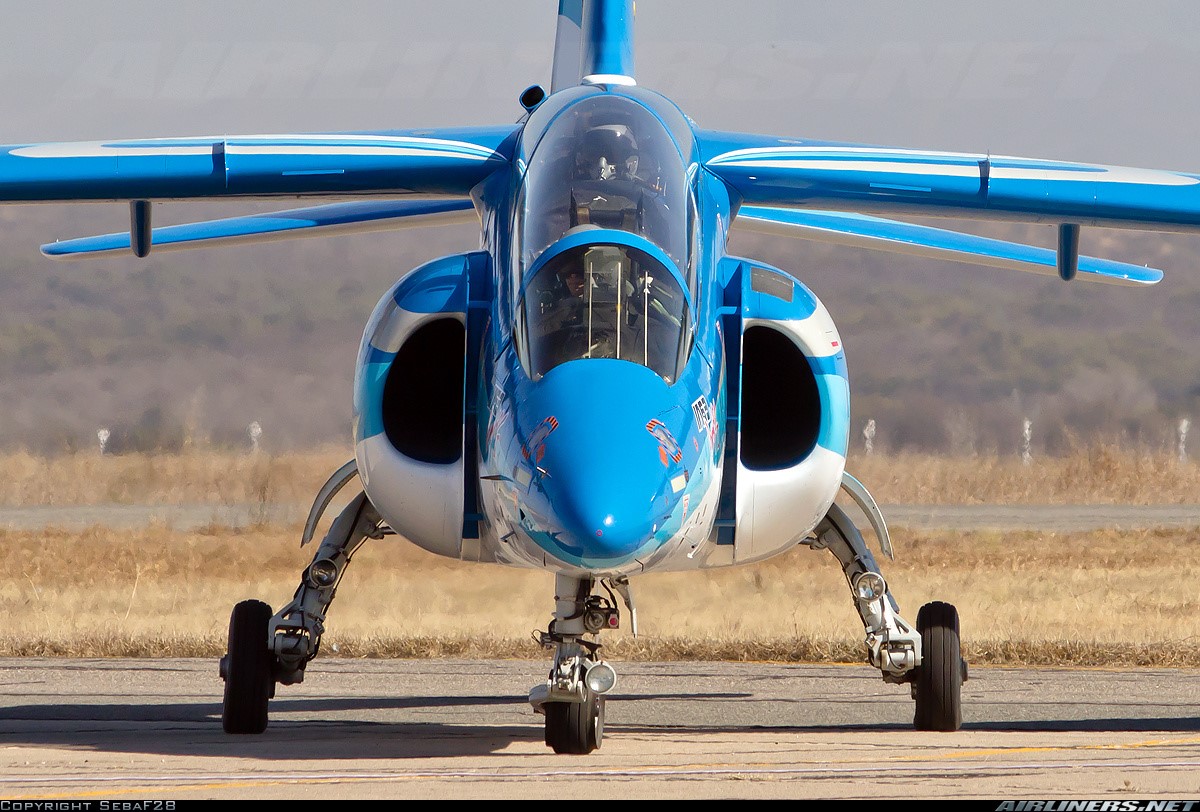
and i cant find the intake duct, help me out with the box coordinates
[721,257,849,565]
[739,325,821,470]
[381,318,465,464]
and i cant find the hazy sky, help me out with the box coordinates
[2,0,1200,171]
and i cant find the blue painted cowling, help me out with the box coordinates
[724,259,850,565]
[353,251,488,560]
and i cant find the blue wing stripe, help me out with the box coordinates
[735,207,1163,286]
[41,199,477,259]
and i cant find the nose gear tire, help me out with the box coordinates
[544,692,605,754]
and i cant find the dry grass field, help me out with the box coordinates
[0,444,1196,508]
[0,448,1197,664]
[0,448,348,507]
[2,521,1197,666]
[852,446,1200,505]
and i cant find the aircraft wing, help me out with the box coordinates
[733,207,1161,286]
[700,131,1200,233]
[0,126,517,202]
[41,199,477,259]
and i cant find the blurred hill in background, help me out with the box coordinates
[1,203,1198,456]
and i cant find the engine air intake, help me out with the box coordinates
[381,318,465,464]
[740,325,821,470]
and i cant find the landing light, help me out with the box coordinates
[307,558,339,588]
[585,661,617,695]
[852,571,887,601]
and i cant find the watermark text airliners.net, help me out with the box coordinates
[997,803,1197,811]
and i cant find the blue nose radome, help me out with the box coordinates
[527,360,680,562]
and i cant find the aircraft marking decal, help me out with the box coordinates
[647,419,684,464]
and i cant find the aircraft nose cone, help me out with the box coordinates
[527,360,678,562]
[546,444,662,557]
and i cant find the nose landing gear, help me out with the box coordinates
[540,648,607,754]
[529,573,626,753]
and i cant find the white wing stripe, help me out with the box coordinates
[712,147,1200,186]
[11,139,499,161]
[722,159,980,178]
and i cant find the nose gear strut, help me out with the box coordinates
[529,573,624,753]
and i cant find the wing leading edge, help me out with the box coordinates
[0,127,517,202]
[701,131,1200,234]
[733,207,1161,287]
[41,199,478,260]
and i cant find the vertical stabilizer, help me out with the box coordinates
[551,0,636,92]
[551,0,584,92]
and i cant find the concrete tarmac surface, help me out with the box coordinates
[2,658,1199,800]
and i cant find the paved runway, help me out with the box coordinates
[2,658,1199,799]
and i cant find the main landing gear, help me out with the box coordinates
[529,573,630,753]
[807,475,967,732]
[219,475,384,733]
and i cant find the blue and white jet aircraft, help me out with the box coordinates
[0,1,1194,752]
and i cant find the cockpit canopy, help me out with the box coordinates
[514,87,698,385]
[521,236,690,384]
[518,89,692,276]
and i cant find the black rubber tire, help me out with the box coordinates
[544,692,604,754]
[221,599,274,734]
[913,601,963,732]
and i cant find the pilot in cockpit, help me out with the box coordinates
[571,125,651,232]
[575,124,640,182]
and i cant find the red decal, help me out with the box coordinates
[647,418,683,463]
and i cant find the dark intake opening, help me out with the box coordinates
[382,318,465,464]
[739,325,821,470]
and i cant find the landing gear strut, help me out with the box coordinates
[529,573,627,753]
[809,482,966,732]
[219,481,383,733]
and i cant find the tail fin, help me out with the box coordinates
[551,0,636,92]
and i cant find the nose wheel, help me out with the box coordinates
[544,690,605,754]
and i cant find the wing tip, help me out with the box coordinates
[40,239,125,260]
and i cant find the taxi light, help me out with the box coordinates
[308,558,339,588]
[585,661,617,695]
[852,571,887,601]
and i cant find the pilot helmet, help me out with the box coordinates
[578,124,638,180]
